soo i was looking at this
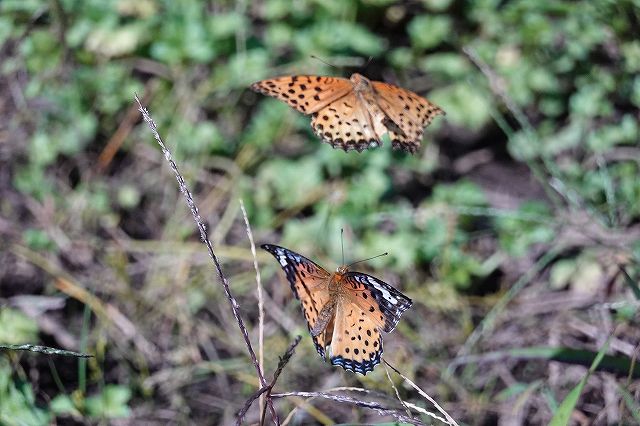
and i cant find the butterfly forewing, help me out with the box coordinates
[342,272,412,332]
[250,76,352,115]
[261,244,333,357]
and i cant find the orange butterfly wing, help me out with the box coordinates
[261,244,333,358]
[250,75,352,115]
[329,272,412,375]
[329,296,383,375]
[310,92,381,152]
[371,81,445,154]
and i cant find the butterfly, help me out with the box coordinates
[250,73,444,154]
[261,243,412,375]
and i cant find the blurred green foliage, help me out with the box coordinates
[0,309,39,344]
[0,359,50,426]
[51,385,132,419]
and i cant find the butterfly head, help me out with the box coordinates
[350,73,371,92]
[335,265,349,276]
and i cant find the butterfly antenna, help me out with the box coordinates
[364,55,374,68]
[310,55,338,69]
[346,252,388,269]
[341,228,345,266]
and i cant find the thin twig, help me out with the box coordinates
[239,198,266,419]
[384,359,459,426]
[271,391,424,425]
[259,336,301,426]
[383,359,413,419]
[305,386,451,424]
[236,336,302,426]
[462,46,535,137]
[135,95,278,424]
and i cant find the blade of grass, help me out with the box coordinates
[384,359,459,426]
[548,336,611,426]
[617,384,640,423]
[619,265,640,300]
[596,155,617,227]
[450,345,640,378]
[239,199,266,419]
[47,357,68,394]
[78,303,91,394]
[382,361,412,420]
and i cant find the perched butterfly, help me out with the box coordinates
[250,73,444,154]
[261,243,412,375]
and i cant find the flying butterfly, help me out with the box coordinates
[261,243,412,375]
[250,73,444,154]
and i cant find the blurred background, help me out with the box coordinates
[1,0,639,424]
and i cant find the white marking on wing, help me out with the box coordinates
[367,277,398,304]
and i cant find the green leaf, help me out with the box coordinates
[622,41,640,73]
[428,83,492,131]
[408,15,451,50]
[85,385,132,419]
[587,114,638,152]
[419,53,472,79]
[0,308,39,344]
[460,346,640,379]
[50,395,81,416]
[496,201,554,257]
[22,228,55,252]
[209,12,247,40]
[548,339,611,426]
[117,185,142,209]
[85,23,145,58]
[431,180,487,207]
[0,359,50,426]
[549,259,576,290]
[212,50,271,89]
[294,21,386,56]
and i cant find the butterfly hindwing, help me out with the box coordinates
[261,244,333,357]
[371,81,444,153]
[328,272,412,375]
[328,297,383,375]
[311,92,381,152]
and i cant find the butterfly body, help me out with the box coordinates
[261,244,412,375]
[251,74,444,154]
